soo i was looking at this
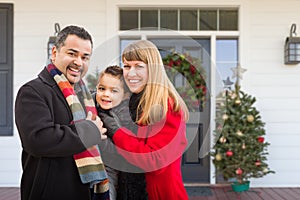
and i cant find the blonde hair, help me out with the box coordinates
[122,40,189,125]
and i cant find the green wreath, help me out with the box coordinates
[162,51,207,111]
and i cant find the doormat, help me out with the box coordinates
[185,186,213,197]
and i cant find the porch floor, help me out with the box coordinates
[1,185,300,200]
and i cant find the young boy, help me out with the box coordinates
[93,65,132,200]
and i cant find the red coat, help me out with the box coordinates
[112,101,188,200]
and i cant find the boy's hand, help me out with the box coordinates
[86,111,107,140]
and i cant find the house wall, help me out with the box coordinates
[247,0,300,187]
[0,0,299,187]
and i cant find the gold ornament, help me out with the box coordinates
[263,168,269,173]
[236,130,243,136]
[247,115,254,122]
[222,114,229,120]
[235,99,241,104]
[215,154,222,161]
[219,136,227,143]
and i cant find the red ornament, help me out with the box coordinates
[189,65,196,75]
[235,168,243,175]
[257,136,264,143]
[167,60,174,67]
[255,161,261,166]
[174,60,181,66]
[226,150,233,157]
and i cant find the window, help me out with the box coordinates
[119,8,238,31]
[200,10,217,30]
[180,10,197,30]
[219,10,238,31]
[141,10,158,30]
[216,39,239,89]
[120,10,138,30]
[161,10,178,30]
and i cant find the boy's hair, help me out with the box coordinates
[98,65,130,94]
[55,25,93,49]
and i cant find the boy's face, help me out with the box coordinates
[96,74,125,110]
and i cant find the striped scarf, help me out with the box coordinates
[47,64,110,200]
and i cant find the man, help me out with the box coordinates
[15,25,107,200]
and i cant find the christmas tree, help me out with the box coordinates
[211,64,274,188]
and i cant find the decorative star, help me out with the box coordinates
[231,64,247,80]
[223,76,234,89]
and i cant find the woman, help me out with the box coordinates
[99,40,189,200]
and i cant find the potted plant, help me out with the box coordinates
[211,83,274,192]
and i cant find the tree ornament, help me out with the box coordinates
[235,99,241,104]
[236,130,243,136]
[223,76,234,90]
[247,115,254,122]
[257,136,265,143]
[231,93,237,99]
[255,161,261,166]
[215,154,222,161]
[242,143,246,149]
[263,168,269,173]
[231,63,247,80]
[236,168,243,175]
[222,114,229,120]
[226,150,233,157]
[219,136,227,143]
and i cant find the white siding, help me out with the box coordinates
[246,0,300,187]
[1,0,300,187]
[0,136,22,187]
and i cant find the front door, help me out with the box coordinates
[150,38,211,183]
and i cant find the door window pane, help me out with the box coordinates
[120,10,138,30]
[200,10,217,30]
[219,10,238,30]
[141,10,158,30]
[216,39,238,89]
[180,10,197,30]
[161,10,178,30]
